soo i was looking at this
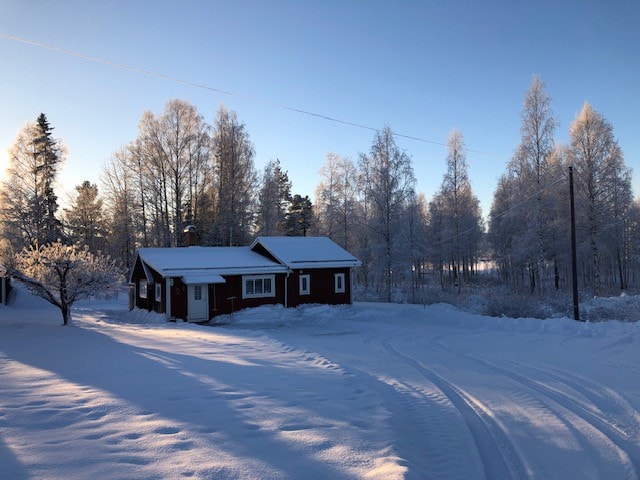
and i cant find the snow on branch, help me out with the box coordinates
[9,240,124,324]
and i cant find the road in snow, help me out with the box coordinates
[1,290,639,479]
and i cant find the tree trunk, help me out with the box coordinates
[617,249,626,291]
[61,303,70,325]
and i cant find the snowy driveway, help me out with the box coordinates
[1,297,639,479]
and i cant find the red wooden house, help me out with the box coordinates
[129,236,361,322]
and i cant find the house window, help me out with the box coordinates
[194,285,202,300]
[335,273,346,293]
[299,274,310,295]
[139,280,148,299]
[242,275,275,299]
[155,283,162,302]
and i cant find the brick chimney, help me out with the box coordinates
[183,225,197,247]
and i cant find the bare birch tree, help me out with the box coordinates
[430,130,482,290]
[101,147,138,270]
[315,153,358,250]
[209,105,257,246]
[359,126,415,301]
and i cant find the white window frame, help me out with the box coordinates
[155,283,162,302]
[194,285,202,301]
[242,275,276,299]
[335,273,346,293]
[139,279,148,299]
[299,274,310,295]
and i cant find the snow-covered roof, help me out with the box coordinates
[251,236,361,269]
[131,238,360,283]
[135,247,287,279]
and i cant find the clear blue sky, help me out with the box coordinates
[1,1,638,219]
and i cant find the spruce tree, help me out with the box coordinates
[285,194,313,236]
[256,159,291,236]
[0,114,64,249]
[64,181,105,252]
[34,114,64,244]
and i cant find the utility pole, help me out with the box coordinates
[569,166,581,321]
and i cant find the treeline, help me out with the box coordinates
[1,77,638,305]
[489,77,639,297]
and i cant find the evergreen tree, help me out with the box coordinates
[34,114,64,244]
[285,194,313,236]
[255,159,291,236]
[63,181,105,253]
[0,114,64,250]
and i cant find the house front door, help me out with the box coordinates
[187,284,208,322]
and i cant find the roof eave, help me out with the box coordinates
[288,261,362,269]
[158,266,288,278]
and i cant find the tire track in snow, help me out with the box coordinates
[515,361,640,440]
[372,375,471,479]
[339,332,466,478]
[602,360,640,378]
[381,339,529,480]
[432,338,640,480]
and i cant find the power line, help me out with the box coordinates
[0,33,505,159]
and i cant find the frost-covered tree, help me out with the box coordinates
[359,126,416,301]
[315,153,358,251]
[0,114,65,249]
[101,102,259,253]
[101,146,138,269]
[9,241,122,325]
[430,130,483,288]
[255,159,291,236]
[542,144,572,290]
[517,76,557,291]
[488,78,562,293]
[132,100,210,247]
[208,105,257,246]
[63,181,105,253]
[489,146,568,293]
[405,192,429,298]
[569,102,632,295]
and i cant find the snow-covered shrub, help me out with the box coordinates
[478,288,570,319]
[581,293,640,322]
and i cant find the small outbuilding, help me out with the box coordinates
[129,236,361,322]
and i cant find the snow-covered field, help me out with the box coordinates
[1,288,639,479]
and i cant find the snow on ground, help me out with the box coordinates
[1,287,639,479]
